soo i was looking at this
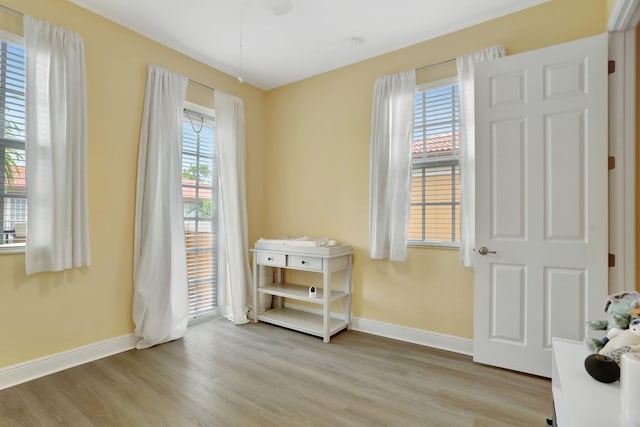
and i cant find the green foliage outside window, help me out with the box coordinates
[182,164,212,218]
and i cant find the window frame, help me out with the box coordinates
[408,76,461,249]
[0,29,26,255]
[182,101,222,325]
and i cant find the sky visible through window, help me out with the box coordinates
[412,84,460,162]
[4,42,25,139]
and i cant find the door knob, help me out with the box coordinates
[478,246,496,256]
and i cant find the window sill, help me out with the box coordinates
[408,241,460,250]
[0,244,25,255]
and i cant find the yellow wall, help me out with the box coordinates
[0,0,609,369]
[0,0,266,368]
[263,0,607,339]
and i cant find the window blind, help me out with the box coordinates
[182,109,218,317]
[0,34,26,247]
[409,79,460,244]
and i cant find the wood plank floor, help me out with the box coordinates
[0,320,552,426]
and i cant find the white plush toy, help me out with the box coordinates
[599,318,640,355]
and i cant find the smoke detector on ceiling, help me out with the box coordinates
[266,0,293,16]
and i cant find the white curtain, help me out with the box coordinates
[23,16,90,275]
[133,65,189,349]
[457,45,506,267]
[214,91,251,325]
[369,70,415,262]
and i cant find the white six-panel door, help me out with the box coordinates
[473,34,608,377]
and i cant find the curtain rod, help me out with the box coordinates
[0,4,22,17]
[415,57,455,72]
[188,79,215,93]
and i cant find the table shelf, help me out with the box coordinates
[258,283,346,304]
[251,243,352,343]
[258,307,348,339]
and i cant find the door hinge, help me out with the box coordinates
[609,60,616,74]
[609,253,616,268]
[609,156,615,170]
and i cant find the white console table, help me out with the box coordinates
[552,337,621,426]
[251,241,352,343]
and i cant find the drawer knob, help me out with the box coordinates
[267,257,273,261]
[301,260,306,264]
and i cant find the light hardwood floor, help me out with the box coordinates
[0,320,551,427]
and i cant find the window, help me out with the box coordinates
[0,32,26,249]
[182,104,218,320]
[409,77,460,246]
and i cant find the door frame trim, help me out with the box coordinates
[608,0,639,292]
[609,0,640,31]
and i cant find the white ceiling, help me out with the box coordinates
[69,0,550,90]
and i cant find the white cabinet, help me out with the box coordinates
[551,338,621,426]
[251,241,352,343]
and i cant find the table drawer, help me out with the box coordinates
[287,255,323,271]
[257,252,286,267]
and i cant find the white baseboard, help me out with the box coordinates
[1,312,473,390]
[0,334,137,390]
[284,302,473,356]
[350,317,473,356]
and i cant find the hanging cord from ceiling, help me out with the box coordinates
[237,6,244,83]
